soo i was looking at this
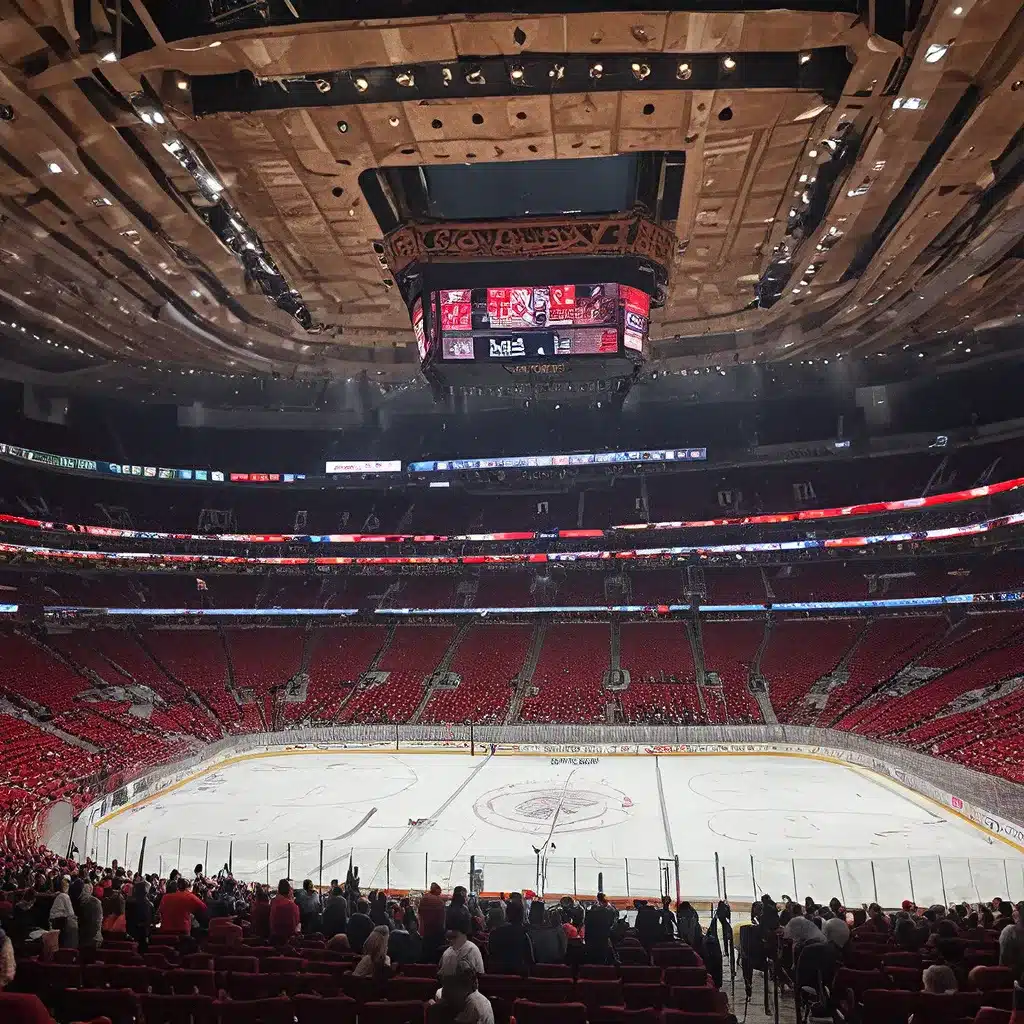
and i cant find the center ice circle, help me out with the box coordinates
[474,781,633,835]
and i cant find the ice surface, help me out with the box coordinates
[86,752,1023,904]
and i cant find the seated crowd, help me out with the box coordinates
[0,844,1022,1024]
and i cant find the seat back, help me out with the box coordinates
[165,969,218,997]
[968,966,1014,991]
[214,956,259,973]
[292,994,358,1024]
[139,993,216,1024]
[513,1000,588,1024]
[522,978,575,1003]
[913,992,984,1023]
[652,946,701,968]
[669,987,727,1014]
[623,983,668,1010]
[662,967,708,988]
[618,966,662,984]
[387,977,439,1002]
[660,1011,730,1024]
[587,1009,659,1024]
[358,999,427,1024]
[617,947,653,965]
[575,978,624,1010]
[64,988,141,1024]
[861,989,921,1024]
[531,963,572,978]
[884,966,923,991]
[262,956,305,973]
[213,996,295,1024]
[399,963,440,978]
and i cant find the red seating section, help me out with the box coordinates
[521,624,610,723]
[699,621,763,722]
[619,623,701,724]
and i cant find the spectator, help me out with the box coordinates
[440,910,485,977]
[49,878,77,948]
[922,964,958,994]
[388,908,422,965]
[419,882,446,938]
[584,893,617,964]
[295,880,321,934]
[125,882,153,953]
[0,926,14,990]
[250,886,271,938]
[488,899,534,975]
[485,905,505,933]
[528,903,567,963]
[446,886,472,935]
[269,879,300,941]
[437,965,494,1024]
[784,904,825,951]
[352,924,392,979]
[347,898,374,954]
[677,902,702,947]
[77,883,103,951]
[158,879,206,936]
[635,899,666,950]
[322,886,348,939]
[1000,904,1024,982]
[102,891,127,934]
[860,903,890,935]
[661,895,677,940]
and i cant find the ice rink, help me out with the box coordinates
[87,751,1024,904]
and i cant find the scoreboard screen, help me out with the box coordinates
[429,283,650,365]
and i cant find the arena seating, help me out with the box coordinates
[419,624,532,724]
[618,622,701,724]
[699,620,763,722]
[224,628,304,694]
[294,626,389,724]
[0,631,90,714]
[520,624,610,723]
[759,619,862,723]
[338,625,457,723]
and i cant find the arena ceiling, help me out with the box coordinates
[0,0,1021,386]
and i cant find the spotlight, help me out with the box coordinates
[388,115,400,126]
[442,67,453,86]
[509,65,525,84]
[176,76,189,90]
[549,63,565,81]
[100,49,118,63]
[808,149,818,158]
[722,55,736,71]
[676,62,692,80]
[353,76,369,92]
[47,162,63,173]
[0,104,14,121]
[395,70,415,87]
[152,111,166,124]
[631,62,651,81]
[465,66,486,85]
[924,43,948,63]
[798,52,811,65]
[336,120,349,133]
[589,62,604,79]
[314,79,331,93]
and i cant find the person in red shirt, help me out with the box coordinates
[250,886,271,939]
[158,879,207,935]
[269,879,300,941]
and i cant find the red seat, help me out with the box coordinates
[358,1000,426,1024]
[885,966,923,991]
[221,973,284,1000]
[399,963,440,978]
[292,994,358,1024]
[214,956,259,974]
[588,1010,660,1024]
[513,1000,587,1024]
[883,952,924,969]
[183,955,216,971]
[164,970,218,997]
[652,946,702,969]
[338,973,385,1003]
[579,965,618,980]
[84,964,157,992]
[834,967,888,1002]
[623,984,668,1010]
[213,997,295,1024]
[64,988,140,1024]
[95,949,145,966]
[660,1012,730,1024]
[139,993,216,1024]
[279,973,341,997]
[575,978,624,1010]
[973,1009,1012,1024]
[969,967,1014,991]
[914,992,985,1023]
[669,988,727,1014]
[21,961,83,993]
[143,953,177,970]
[53,949,80,964]
[0,993,57,1024]
[386,977,439,1002]
[262,957,305,973]
[617,947,652,965]
[618,966,662,984]
[303,949,352,963]
[522,979,575,1003]
[662,967,707,988]
[531,964,572,978]
[861,989,921,1024]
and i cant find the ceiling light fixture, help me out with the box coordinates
[924,43,949,63]
[442,67,453,86]
[465,67,486,85]
[722,56,736,71]
[510,65,525,84]
[631,62,651,81]
[352,76,369,92]
[176,77,189,90]
[151,111,165,124]
[395,70,415,87]
[100,50,117,63]
[47,161,62,173]
[549,63,565,81]
[798,52,811,65]
[589,63,604,79]
[676,62,692,80]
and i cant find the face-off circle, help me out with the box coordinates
[474,781,633,835]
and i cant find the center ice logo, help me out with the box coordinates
[474,780,634,834]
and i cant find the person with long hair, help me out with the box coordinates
[353,924,392,979]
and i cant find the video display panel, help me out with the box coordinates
[432,283,649,362]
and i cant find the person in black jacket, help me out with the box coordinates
[388,908,422,964]
[583,893,617,965]
[347,897,374,954]
[322,887,349,939]
[125,882,153,954]
[487,899,534,975]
